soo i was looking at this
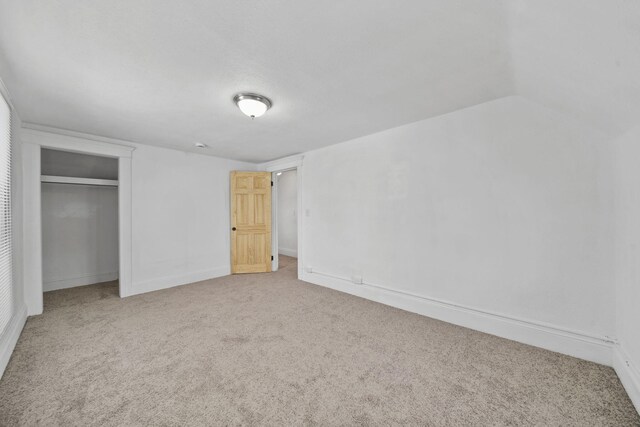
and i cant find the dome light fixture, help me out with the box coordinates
[234,93,272,119]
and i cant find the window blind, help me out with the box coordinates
[0,93,12,335]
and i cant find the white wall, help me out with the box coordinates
[41,184,119,291]
[131,144,254,293]
[301,96,615,362]
[612,127,640,411]
[19,129,255,305]
[277,169,297,257]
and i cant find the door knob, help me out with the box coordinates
[232,227,237,231]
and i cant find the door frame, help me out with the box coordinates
[21,124,135,315]
[260,155,304,277]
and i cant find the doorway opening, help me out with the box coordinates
[229,157,303,277]
[271,167,299,272]
[40,148,120,304]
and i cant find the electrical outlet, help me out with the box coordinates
[351,275,363,285]
[305,266,313,274]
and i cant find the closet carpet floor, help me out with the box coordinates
[0,256,638,426]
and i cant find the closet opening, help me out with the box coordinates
[40,148,120,302]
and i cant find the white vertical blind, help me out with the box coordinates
[0,93,12,335]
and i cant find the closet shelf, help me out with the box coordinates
[41,175,119,187]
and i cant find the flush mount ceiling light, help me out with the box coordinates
[194,142,207,148]
[233,93,272,119]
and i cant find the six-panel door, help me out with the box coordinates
[230,171,272,273]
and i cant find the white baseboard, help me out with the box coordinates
[301,271,614,366]
[278,248,298,258]
[131,265,231,296]
[613,345,640,414]
[0,304,27,380]
[44,271,119,292]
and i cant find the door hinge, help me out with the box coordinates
[271,181,273,187]
[271,255,274,260]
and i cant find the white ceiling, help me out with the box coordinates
[0,0,511,162]
[0,1,638,162]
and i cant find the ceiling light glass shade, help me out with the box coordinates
[234,93,272,118]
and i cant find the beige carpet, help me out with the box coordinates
[0,256,638,426]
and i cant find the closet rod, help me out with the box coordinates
[40,175,119,187]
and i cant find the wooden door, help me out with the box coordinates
[230,171,272,274]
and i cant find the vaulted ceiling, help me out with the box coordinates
[507,0,640,136]
[0,1,638,162]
